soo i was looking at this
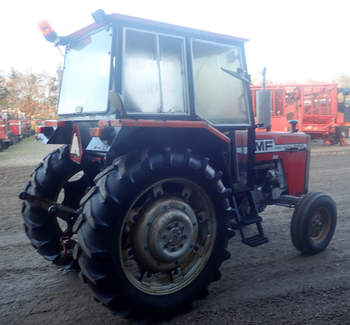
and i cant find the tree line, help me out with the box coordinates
[0,67,61,120]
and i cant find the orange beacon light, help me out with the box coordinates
[38,20,58,43]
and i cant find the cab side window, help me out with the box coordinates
[191,40,249,124]
[123,28,188,114]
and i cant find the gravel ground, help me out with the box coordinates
[1,138,350,325]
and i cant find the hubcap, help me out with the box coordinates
[309,207,331,243]
[119,178,217,295]
[133,198,198,271]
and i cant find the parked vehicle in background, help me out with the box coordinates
[0,111,17,149]
[0,109,34,150]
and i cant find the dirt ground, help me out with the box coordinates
[1,138,350,325]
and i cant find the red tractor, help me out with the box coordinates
[8,120,22,141]
[0,111,17,149]
[20,10,337,322]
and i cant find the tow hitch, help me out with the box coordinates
[19,191,79,264]
[19,191,79,220]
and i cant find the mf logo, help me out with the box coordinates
[255,139,275,153]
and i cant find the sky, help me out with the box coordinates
[0,0,349,83]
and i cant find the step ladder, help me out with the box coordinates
[231,191,269,247]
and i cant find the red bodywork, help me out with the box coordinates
[255,132,309,196]
[0,120,12,142]
[0,121,8,140]
[8,120,22,137]
[251,84,349,143]
[84,119,309,198]
[237,131,309,196]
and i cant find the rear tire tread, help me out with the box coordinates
[22,145,82,266]
[76,147,233,321]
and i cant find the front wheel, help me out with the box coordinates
[290,192,337,255]
[75,148,233,321]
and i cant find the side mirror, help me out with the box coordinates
[256,90,272,130]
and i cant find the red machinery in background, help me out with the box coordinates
[251,84,350,145]
[0,110,34,151]
[0,119,14,150]
[0,111,17,150]
[8,120,22,140]
[8,111,33,139]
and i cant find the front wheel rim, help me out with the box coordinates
[309,207,331,244]
[119,178,217,295]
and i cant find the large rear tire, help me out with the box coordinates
[291,192,337,255]
[75,147,234,321]
[22,145,87,267]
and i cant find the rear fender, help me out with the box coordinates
[106,125,232,186]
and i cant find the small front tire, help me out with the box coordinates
[291,192,337,255]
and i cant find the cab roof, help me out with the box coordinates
[68,12,248,45]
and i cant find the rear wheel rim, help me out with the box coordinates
[119,178,217,295]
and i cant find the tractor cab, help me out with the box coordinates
[57,13,251,126]
[41,11,260,189]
